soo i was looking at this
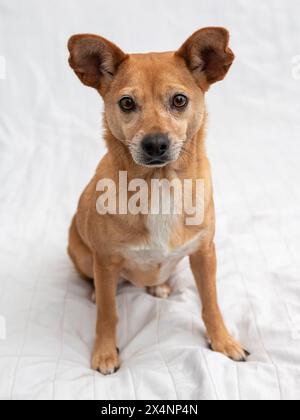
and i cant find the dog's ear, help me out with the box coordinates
[68,34,127,91]
[176,27,235,91]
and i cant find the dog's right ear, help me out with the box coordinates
[68,34,127,92]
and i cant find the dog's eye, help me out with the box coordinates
[119,96,136,112]
[172,94,188,109]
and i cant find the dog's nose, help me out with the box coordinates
[141,133,170,159]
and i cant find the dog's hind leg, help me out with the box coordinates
[68,216,94,281]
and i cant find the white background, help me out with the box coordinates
[1,0,300,400]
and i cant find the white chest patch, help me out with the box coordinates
[147,212,178,256]
[122,213,206,284]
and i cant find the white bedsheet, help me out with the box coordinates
[1,0,300,400]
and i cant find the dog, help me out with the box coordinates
[67,27,249,375]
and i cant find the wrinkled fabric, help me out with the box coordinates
[0,0,300,400]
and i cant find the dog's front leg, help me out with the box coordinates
[92,254,120,374]
[190,243,248,362]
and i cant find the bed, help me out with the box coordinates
[1,0,300,400]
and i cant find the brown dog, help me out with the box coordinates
[67,27,248,374]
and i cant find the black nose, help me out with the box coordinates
[141,133,170,159]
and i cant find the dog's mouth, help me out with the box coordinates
[134,155,175,168]
[128,150,174,168]
[145,159,170,167]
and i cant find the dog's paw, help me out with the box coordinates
[91,345,120,375]
[209,335,249,362]
[148,283,171,299]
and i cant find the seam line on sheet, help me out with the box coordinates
[52,276,71,400]
[236,365,241,401]
[1,353,295,372]
[156,300,179,400]
[93,371,96,401]
[192,314,219,400]
[124,294,129,347]
[127,367,137,400]
[200,348,219,401]
[235,245,283,399]
[125,294,137,400]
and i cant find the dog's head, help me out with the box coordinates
[68,28,234,168]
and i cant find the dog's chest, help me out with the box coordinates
[121,213,204,285]
[130,213,180,265]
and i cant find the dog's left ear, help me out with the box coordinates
[176,27,235,91]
